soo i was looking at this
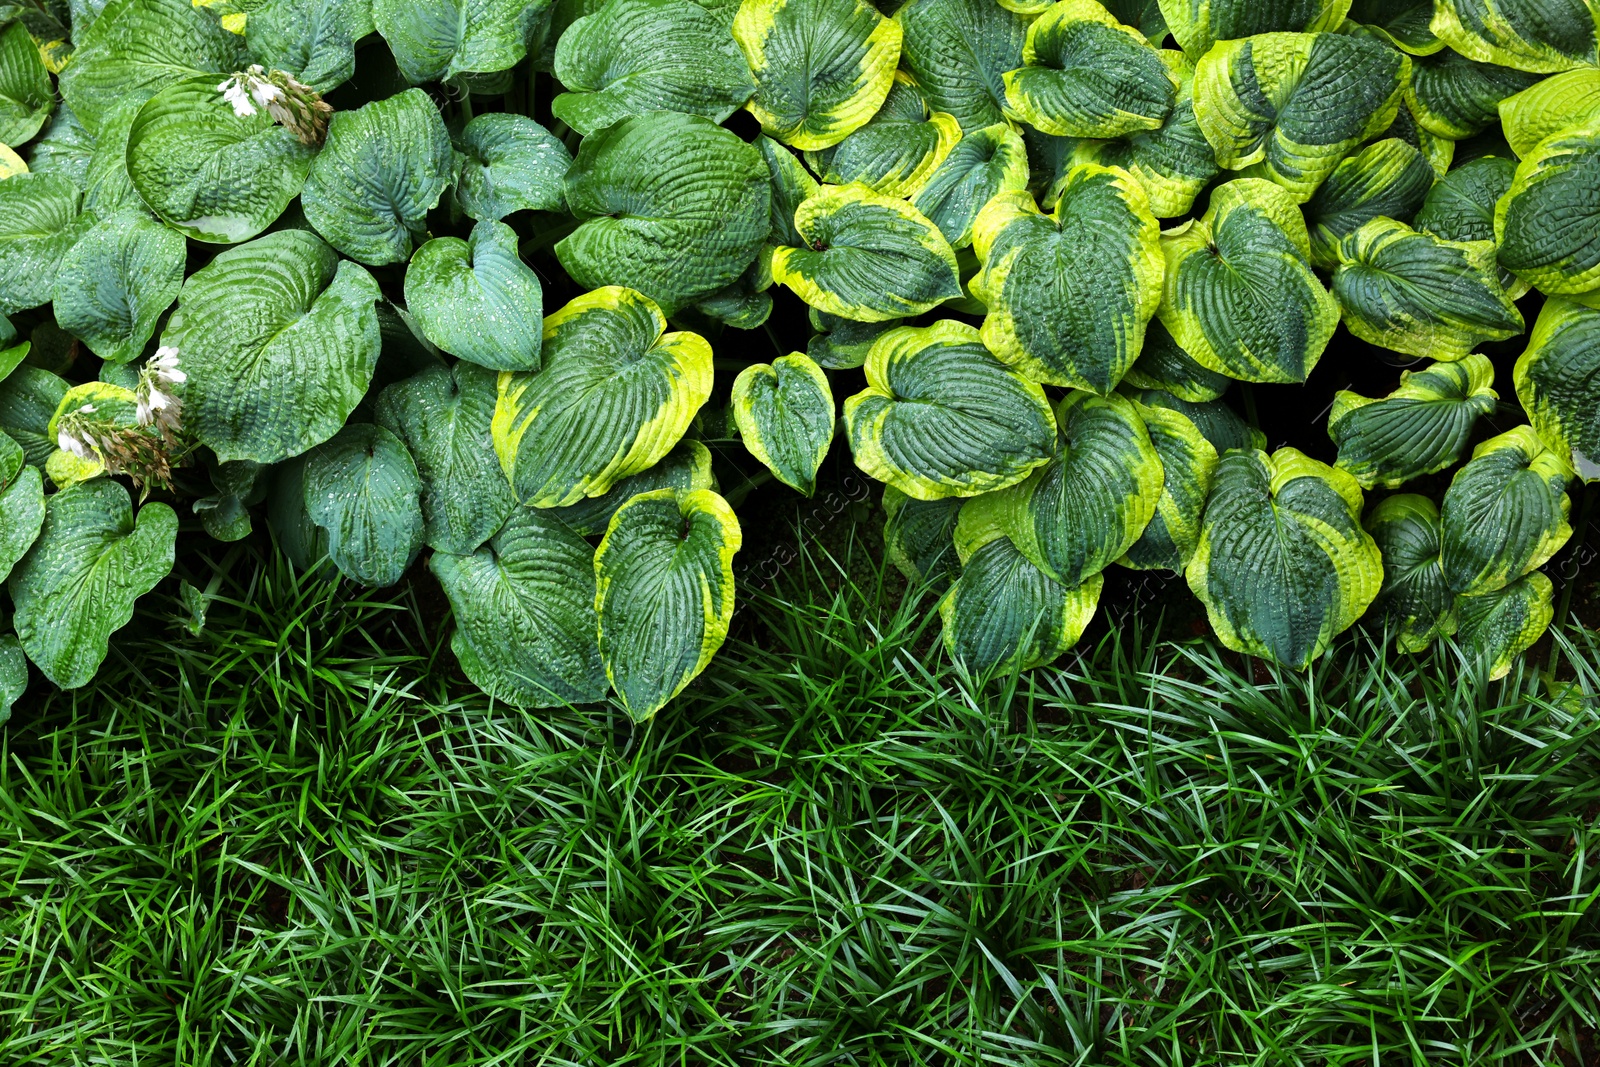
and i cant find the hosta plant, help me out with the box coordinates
[0,0,1595,726]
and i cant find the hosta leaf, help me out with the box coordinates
[1495,117,1600,299]
[266,453,330,570]
[0,20,52,147]
[806,75,960,199]
[1003,0,1176,139]
[1455,571,1554,680]
[911,122,1029,248]
[453,113,571,222]
[551,439,714,536]
[1405,48,1541,141]
[1440,425,1572,596]
[558,112,770,315]
[58,0,247,135]
[983,390,1162,586]
[1193,31,1408,202]
[1159,0,1350,57]
[1412,154,1515,244]
[1121,320,1229,402]
[493,287,712,507]
[0,634,23,723]
[1385,96,1457,177]
[376,361,515,555]
[1498,69,1600,158]
[807,308,898,369]
[1514,297,1600,481]
[1158,178,1339,383]
[1332,218,1523,360]
[693,265,773,329]
[970,168,1163,394]
[8,480,177,689]
[1126,387,1265,453]
[1431,0,1600,74]
[27,105,95,188]
[430,506,607,707]
[1101,0,1169,42]
[733,0,901,151]
[0,173,83,317]
[771,183,960,322]
[52,213,185,365]
[372,0,548,84]
[1121,398,1218,570]
[552,0,755,135]
[161,230,382,464]
[192,459,265,542]
[594,487,742,720]
[894,0,1030,131]
[303,423,425,587]
[1186,447,1382,668]
[246,0,374,92]
[1346,0,1440,55]
[127,76,315,244]
[842,320,1056,500]
[882,485,962,588]
[939,504,1101,673]
[1364,494,1456,652]
[302,89,452,267]
[0,366,68,466]
[81,99,141,218]
[1304,138,1436,269]
[757,134,816,252]
[0,441,43,585]
[733,353,835,496]
[404,221,542,372]
[1328,354,1498,489]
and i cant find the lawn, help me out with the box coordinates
[2,527,1598,1066]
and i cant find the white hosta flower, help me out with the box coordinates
[218,76,257,117]
[57,425,95,461]
[149,346,186,386]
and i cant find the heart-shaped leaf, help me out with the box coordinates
[1498,69,1600,158]
[1159,0,1350,57]
[0,173,84,317]
[806,75,960,199]
[1123,386,1265,455]
[1329,354,1499,489]
[1121,319,1229,402]
[1345,0,1439,55]
[0,21,53,147]
[1440,426,1572,596]
[1303,138,1435,269]
[0,431,43,585]
[1455,571,1555,680]
[806,308,898,370]
[548,439,714,537]
[1431,0,1600,74]
[1495,116,1600,300]
[1121,397,1218,571]
[1516,297,1600,482]
[883,485,962,589]
[246,0,375,92]
[404,221,543,372]
[303,423,425,587]
[1413,153,1523,293]
[1364,493,1456,652]
[52,213,186,365]
[1405,47,1540,140]
[0,367,69,466]
[81,100,142,219]
[733,352,835,496]
[27,104,95,188]
[373,0,549,84]
[911,121,1029,248]
[894,0,1029,132]
[453,113,571,222]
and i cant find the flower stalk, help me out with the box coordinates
[217,65,333,146]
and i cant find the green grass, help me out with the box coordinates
[2,531,1599,1066]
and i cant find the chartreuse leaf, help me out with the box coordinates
[246,0,373,92]
[733,353,835,496]
[771,184,961,322]
[453,114,571,222]
[1303,139,1436,269]
[58,0,247,135]
[0,430,44,584]
[1121,319,1229,402]
[0,173,83,317]
[493,287,712,508]
[1440,425,1572,596]
[893,0,1030,132]
[372,0,548,84]
[1158,0,1350,57]
[558,112,770,315]
[8,480,177,689]
[757,135,816,254]
[594,487,742,720]
[971,168,1163,394]
[52,213,185,365]
[1431,0,1600,74]
[552,0,754,135]
[882,485,962,589]
[911,122,1029,248]
[939,494,1101,674]
[1364,494,1456,652]
[1515,298,1600,481]
[161,230,383,464]
[1405,48,1540,141]
[302,423,425,587]
[1126,386,1265,454]
[807,308,898,370]
[1332,218,1524,360]
[1187,447,1382,668]
[1003,0,1177,139]
[430,506,607,708]
[980,390,1161,586]
[404,221,542,372]
[806,75,960,199]
[1158,178,1339,383]
[733,0,901,151]
[302,89,453,267]
[0,367,68,466]
[1456,570,1554,680]
[548,439,712,536]
[842,320,1056,500]
[0,634,23,723]
[376,362,515,555]
[1345,0,1440,55]
[1070,49,1219,218]
[1498,69,1600,158]
[1329,354,1498,489]
[1121,398,1218,571]
[1495,116,1600,300]
[0,20,52,147]
[0,144,26,179]
[127,76,315,244]
[1193,31,1408,202]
